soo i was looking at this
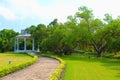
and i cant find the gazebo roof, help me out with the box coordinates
[16,30,31,39]
[16,34,31,38]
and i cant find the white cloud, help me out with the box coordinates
[82,0,120,19]
[1,0,120,32]
[1,0,120,25]
[3,0,79,23]
[6,0,41,19]
[0,6,17,20]
[35,0,79,23]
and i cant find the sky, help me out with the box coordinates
[0,0,120,32]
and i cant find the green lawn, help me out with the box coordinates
[0,53,32,67]
[62,55,120,80]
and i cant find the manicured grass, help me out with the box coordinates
[0,52,32,67]
[61,55,120,80]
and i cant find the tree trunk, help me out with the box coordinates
[114,52,117,55]
[97,51,102,57]
[97,49,102,57]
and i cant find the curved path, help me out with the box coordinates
[0,56,60,80]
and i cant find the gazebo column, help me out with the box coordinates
[32,38,34,51]
[14,38,16,51]
[17,38,19,51]
[24,38,27,51]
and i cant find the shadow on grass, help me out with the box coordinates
[116,73,120,77]
[61,55,101,62]
[100,59,120,78]
[60,55,120,78]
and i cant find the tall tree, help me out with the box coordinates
[103,13,113,24]
[32,24,47,50]
[0,29,18,52]
[76,6,106,57]
[26,25,36,34]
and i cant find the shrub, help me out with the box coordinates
[0,54,38,77]
[49,56,65,80]
[74,50,85,54]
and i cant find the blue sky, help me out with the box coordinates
[0,0,120,32]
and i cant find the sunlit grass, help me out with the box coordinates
[62,55,120,80]
[0,52,32,67]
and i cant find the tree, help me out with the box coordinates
[75,6,107,57]
[105,19,120,54]
[31,24,47,50]
[103,13,113,23]
[24,6,120,57]
[26,25,36,34]
[41,24,66,55]
[92,18,120,57]
[0,29,18,52]
[48,19,58,27]
[109,38,120,54]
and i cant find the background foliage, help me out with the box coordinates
[1,6,120,57]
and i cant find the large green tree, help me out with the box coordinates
[0,29,18,52]
[32,24,47,50]
[75,6,108,57]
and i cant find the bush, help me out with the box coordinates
[0,53,38,77]
[49,57,65,80]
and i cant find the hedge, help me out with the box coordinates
[41,54,66,80]
[49,56,65,80]
[0,53,38,77]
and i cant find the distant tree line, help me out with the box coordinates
[1,6,120,57]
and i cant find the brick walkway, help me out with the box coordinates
[0,56,60,80]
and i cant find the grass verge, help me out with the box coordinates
[0,52,38,77]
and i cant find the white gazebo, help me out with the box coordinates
[14,30,36,53]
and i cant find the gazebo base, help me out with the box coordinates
[14,50,36,54]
